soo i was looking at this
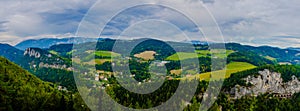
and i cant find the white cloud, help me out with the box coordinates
[0,0,96,43]
[0,0,299,48]
[0,32,22,45]
[205,0,300,47]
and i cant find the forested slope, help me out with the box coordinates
[0,57,89,111]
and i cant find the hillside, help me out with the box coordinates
[0,44,71,68]
[212,65,300,111]
[288,47,300,51]
[166,50,235,61]
[182,62,257,81]
[0,44,76,91]
[0,57,88,111]
[22,48,76,91]
[23,48,71,67]
[223,65,300,89]
[0,43,24,63]
[226,43,300,64]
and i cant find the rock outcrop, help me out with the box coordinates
[24,48,73,71]
[232,69,300,99]
[24,48,41,58]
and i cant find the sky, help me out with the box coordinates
[0,0,299,48]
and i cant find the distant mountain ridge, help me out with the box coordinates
[0,43,24,63]
[225,43,300,64]
[15,37,101,50]
[181,40,209,45]
[4,37,300,66]
[288,47,300,51]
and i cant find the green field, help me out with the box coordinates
[94,51,120,57]
[264,56,276,61]
[67,50,76,55]
[94,59,112,64]
[82,51,121,62]
[182,62,256,81]
[166,52,199,60]
[49,50,59,55]
[166,50,234,61]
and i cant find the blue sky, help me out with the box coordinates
[0,0,299,48]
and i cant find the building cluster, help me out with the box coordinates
[152,61,170,66]
[57,86,68,91]
[39,62,73,71]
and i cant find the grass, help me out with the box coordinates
[72,58,81,63]
[94,51,120,57]
[67,50,76,55]
[49,50,59,55]
[181,62,257,81]
[83,59,112,65]
[94,59,111,64]
[72,58,111,65]
[71,50,120,65]
[166,52,199,60]
[265,56,276,61]
[166,50,234,61]
[170,69,182,75]
[134,51,156,60]
[83,51,120,62]
[91,51,119,64]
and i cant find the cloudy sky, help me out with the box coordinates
[0,0,299,48]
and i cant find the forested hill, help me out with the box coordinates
[0,43,24,63]
[0,44,71,68]
[288,47,300,51]
[225,43,300,64]
[0,57,89,111]
[0,44,76,91]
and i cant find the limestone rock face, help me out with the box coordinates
[23,48,73,71]
[24,48,41,58]
[232,69,300,99]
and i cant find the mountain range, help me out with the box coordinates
[0,37,299,90]
[2,38,300,67]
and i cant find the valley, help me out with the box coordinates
[1,37,300,110]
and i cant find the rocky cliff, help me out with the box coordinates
[232,69,300,99]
